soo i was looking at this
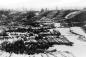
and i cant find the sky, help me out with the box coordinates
[0,0,86,10]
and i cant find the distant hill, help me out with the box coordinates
[64,11,86,27]
[0,9,82,26]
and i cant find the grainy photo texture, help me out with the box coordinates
[0,0,85,57]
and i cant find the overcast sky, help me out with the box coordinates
[0,0,86,10]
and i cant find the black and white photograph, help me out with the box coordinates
[0,0,86,57]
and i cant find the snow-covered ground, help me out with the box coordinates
[0,27,86,57]
[53,27,86,57]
